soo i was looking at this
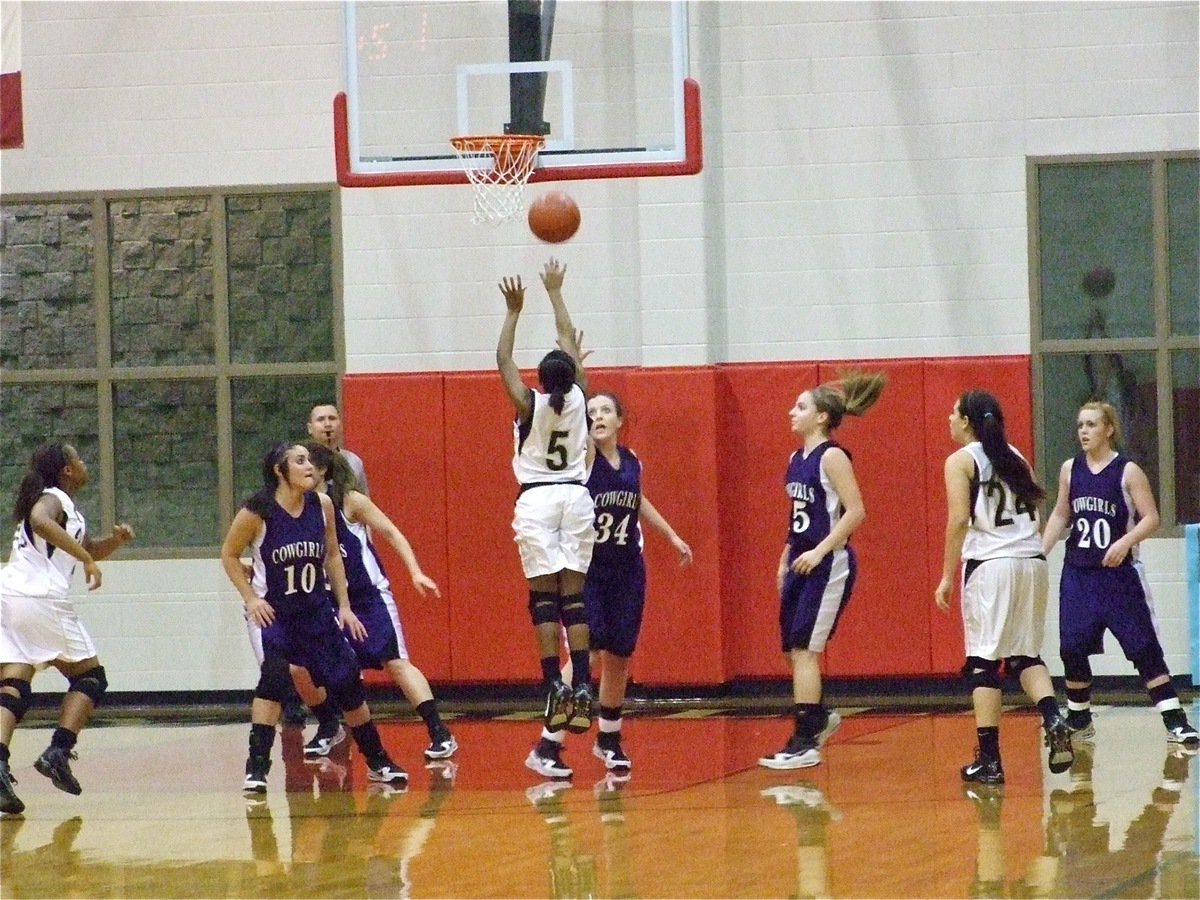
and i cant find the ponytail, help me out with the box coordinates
[244,442,293,519]
[304,440,359,507]
[12,443,71,528]
[538,350,577,415]
[958,390,1045,506]
[809,369,887,432]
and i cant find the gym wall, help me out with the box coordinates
[1,2,1195,692]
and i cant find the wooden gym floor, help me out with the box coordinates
[1,699,1196,899]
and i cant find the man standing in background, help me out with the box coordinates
[307,403,369,494]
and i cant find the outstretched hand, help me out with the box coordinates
[556,327,593,365]
[499,276,525,313]
[540,258,566,292]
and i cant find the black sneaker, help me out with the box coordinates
[366,755,408,785]
[960,749,1005,784]
[566,683,593,734]
[592,732,631,771]
[0,758,24,815]
[1164,713,1200,746]
[544,680,573,733]
[423,730,458,760]
[303,721,346,759]
[34,746,82,795]
[525,740,572,778]
[1045,717,1074,774]
[243,754,271,793]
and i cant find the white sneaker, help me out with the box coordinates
[525,747,572,779]
[758,744,821,770]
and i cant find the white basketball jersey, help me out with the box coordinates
[961,442,1042,560]
[0,487,86,599]
[512,384,588,484]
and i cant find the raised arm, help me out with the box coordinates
[540,258,587,394]
[344,491,440,597]
[496,275,532,420]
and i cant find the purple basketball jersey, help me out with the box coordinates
[784,441,844,556]
[587,446,643,567]
[1064,452,1134,569]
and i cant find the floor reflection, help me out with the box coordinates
[0,704,1194,898]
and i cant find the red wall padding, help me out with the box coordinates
[343,374,452,684]
[344,356,1032,685]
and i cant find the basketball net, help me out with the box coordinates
[450,135,544,224]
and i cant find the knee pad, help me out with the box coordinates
[1003,655,1044,680]
[67,665,109,705]
[0,678,32,724]
[1061,651,1092,683]
[255,653,292,703]
[559,592,588,628]
[962,656,1002,691]
[529,590,559,627]
[1129,644,1168,682]
[328,676,366,713]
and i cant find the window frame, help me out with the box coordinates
[0,185,345,558]
[1028,151,1200,535]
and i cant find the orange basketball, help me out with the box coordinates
[528,191,581,243]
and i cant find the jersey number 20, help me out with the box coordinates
[1074,517,1112,549]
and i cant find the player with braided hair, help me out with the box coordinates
[0,442,134,813]
[759,370,885,770]
[497,259,597,754]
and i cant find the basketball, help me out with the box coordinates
[1082,265,1116,299]
[528,191,581,243]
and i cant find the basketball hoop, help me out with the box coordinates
[450,134,545,224]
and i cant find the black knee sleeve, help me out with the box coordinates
[1129,644,1169,682]
[328,676,366,713]
[529,590,559,626]
[963,656,1002,691]
[67,665,108,705]
[0,678,32,724]
[255,653,292,703]
[560,592,587,628]
[1003,655,1044,680]
[1061,651,1092,683]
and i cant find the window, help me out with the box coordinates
[1,189,341,554]
[1031,154,1200,528]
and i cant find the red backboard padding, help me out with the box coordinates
[340,355,1032,685]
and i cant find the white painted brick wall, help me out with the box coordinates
[2,1,1194,689]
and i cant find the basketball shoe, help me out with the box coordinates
[1044,716,1074,774]
[544,680,573,733]
[526,739,572,778]
[566,683,593,734]
[424,730,458,760]
[0,758,24,815]
[303,721,346,759]
[243,754,271,793]
[593,730,630,771]
[35,746,82,795]
[758,734,820,770]
[960,748,1005,785]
